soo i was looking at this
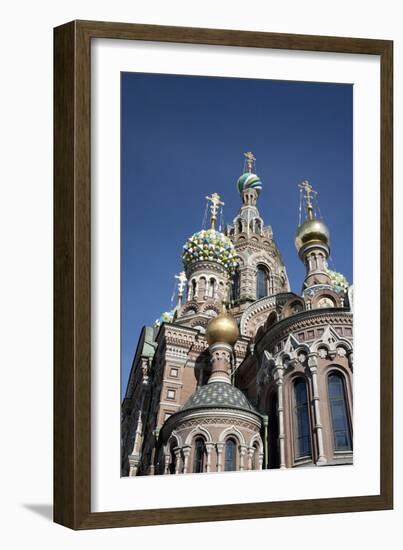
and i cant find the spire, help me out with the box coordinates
[244,151,256,173]
[298,180,317,221]
[205,192,225,230]
[295,181,331,290]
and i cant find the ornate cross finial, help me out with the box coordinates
[175,271,187,295]
[206,192,225,229]
[244,151,256,173]
[298,180,317,220]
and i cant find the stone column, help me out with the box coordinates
[205,443,214,473]
[174,448,182,474]
[258,453,264,470]
[239,445,247,471]
[131,385,147,459]
[164,454,171,475]
[274,361,286,469]
[132,412,143,457]
[182,446,191,474]
[216,443,224,472]
[308,353,327,465]
[247,447,254,470]
[128,454,140,477]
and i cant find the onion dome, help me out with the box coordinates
[181,381,257,413]
[326,269,349,293]
[237,172,263,195]
[182,228,238,275]
[206,309,239,346]
[153,309,175,328]
[295,218,330,252]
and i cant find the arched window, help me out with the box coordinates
[328,373,352,451]
[253,443,260,470]
[268,392,280,468]
[169,439,178,474]
[207,278,215,298]
[231,270,240,301]
[193,437,206,473]
[224,438,237,471]
[293,379,312,459]
[256,266,268,299]
[189,279,196,301]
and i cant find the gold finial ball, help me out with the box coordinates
[295,218,330,252]
[206,311,239,346]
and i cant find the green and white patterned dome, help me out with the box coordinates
[236,172,263,195]
[327,269,349,293]
[182,228,238,275]
[153,309,175,328]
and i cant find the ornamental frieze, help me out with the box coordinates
[257,310,353,350]
[175,417,258,432]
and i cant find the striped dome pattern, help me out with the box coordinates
[236,172,263,195]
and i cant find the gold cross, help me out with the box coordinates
[244,151,256,173]
[206,192,225,229]
[175,271,187,295]
[298,180,317,220]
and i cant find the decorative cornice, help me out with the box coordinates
[240,292,296,335]
[160,407,262,441]
[186,260,228,278]
[255,308,353,351]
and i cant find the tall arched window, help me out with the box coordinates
[252,443,260,470]
[231,270,240,302]
[189,279,196,301]
[193,437,206,473]
[207,278,215,298]
[169,439,178,474]
[293,379,312,459]
[268,392,280,468]
[224,438,237,471]
[256,266,268,299]
[328,373,352,451]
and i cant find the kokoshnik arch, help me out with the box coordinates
[121,152,353,476]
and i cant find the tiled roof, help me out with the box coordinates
[181,382,257,413]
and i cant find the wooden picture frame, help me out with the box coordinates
[54,20,393,529]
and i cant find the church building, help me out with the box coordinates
[121,152,353,476]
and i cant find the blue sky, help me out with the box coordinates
[121,72,353,393]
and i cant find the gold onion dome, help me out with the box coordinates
[206,310,239,346]
[295,218,330,252]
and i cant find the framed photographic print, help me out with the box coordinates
[54,20,393,529]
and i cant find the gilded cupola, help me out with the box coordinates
[206,307,239,346]
[295,180,330,254]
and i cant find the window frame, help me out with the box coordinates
[292,377,313,462]
[224,437,238,472]
[193,437,207,474]
[327,370,353,453]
